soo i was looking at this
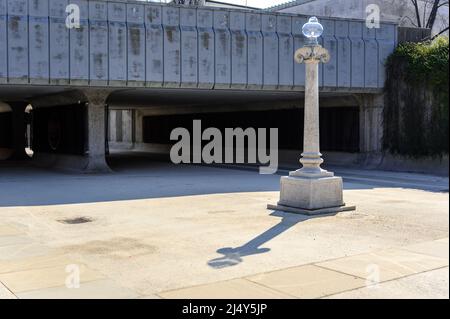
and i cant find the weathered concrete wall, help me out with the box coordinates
[0,0,397,91]
[271,0,448,37]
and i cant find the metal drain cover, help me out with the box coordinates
[58,217,93,225]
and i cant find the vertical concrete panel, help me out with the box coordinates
[262,15,278,90]
[49,0,69,85]
[230,11,246,89]
[214,10,231,89]
[363,27,378,88]
[108,2,127,85]
[277,15,293,90]
[377,24,396,87]
[135,110,143,143]
[122,109,133,143]
[322,19,337,87]
[246,13,262,90]
[359,105,367,153]
[145,5,163,87]
[0,0,7,82]
[127,3,145,86]
[108,109,116,142]
[180,7,198,88]
[293,16,307,89]
[197,9,214,89]
[29,0,49,84]
[7,0,28,83]
[89,1,108,85]
[115,109,123,142]
[349,22,364,89]
[70,0,88,85]
[163,6,181,88]
[335,20,351,88]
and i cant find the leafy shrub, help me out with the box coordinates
[384,36,449,158]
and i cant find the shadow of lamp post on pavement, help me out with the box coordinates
[208,212,319,269]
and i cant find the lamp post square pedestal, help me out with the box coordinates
[268,17,356,216]
[268,176,356,216]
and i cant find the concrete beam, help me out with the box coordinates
[30,90,86,108]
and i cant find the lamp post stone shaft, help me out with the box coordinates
[291,45,333,178]
[304,61,320,157]
[301,60,323,173]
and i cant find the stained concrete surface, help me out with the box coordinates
[0,154,448,298]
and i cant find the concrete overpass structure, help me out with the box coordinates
[0,0,397,171]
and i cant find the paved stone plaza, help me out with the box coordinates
[0,155,448,299]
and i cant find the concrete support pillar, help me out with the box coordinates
[8,102,28,160]
[82,89,112,173]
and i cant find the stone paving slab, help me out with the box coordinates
[0,281,16,299]
[0,224,25,237]
[0,243,54,261]
[158,279,293,299]
[16,279,140,299]
[0,254,77,274]
[325,267,449,299]
[0,235,34,248]
[400,238,449,260]
[137,295,162,299]
[247,264,366,299]
[0,264,105,294]
[317,248,449,282]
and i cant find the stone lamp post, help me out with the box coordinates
[268,17,355,215]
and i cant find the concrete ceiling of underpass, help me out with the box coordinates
[0,85,358,108]
[108,88,306,107]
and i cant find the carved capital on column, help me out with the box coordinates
[82,89,114,107]
[295,45,330,64]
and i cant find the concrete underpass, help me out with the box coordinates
[107,90,377,169]
[0,87,383,173]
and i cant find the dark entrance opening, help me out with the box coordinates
[0,103,13,160]
[0,112,12,148]
[142,107,360,153]
[33,105,86,155]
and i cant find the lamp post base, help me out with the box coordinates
[267,203,356,216]
[268,175,356,216]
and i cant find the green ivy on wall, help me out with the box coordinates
[384,36,449,158]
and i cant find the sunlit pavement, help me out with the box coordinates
[0,155,448,299]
